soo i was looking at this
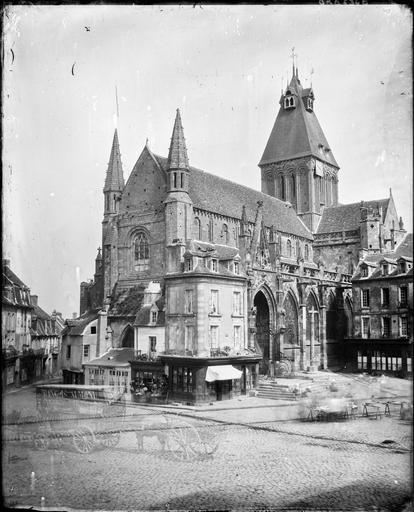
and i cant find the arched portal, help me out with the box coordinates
[121,325,134,348]
[254,291,270,373]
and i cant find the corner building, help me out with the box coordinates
[81,65,408,403]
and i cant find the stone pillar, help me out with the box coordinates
[299,303,307,371]
[319,305,327,369]
[308,310,317,372]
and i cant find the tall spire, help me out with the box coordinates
[167,109,189,170]
[104,129,124,192]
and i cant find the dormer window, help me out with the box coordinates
[399,261,407,273]
[234,261,240,275]
[306,98,313,111]
[361,266,368,277]
[185,258,193,272]
[151,311,158,324]
[284,95,295,109]
[381,263,388,276]
[211,259,218,272]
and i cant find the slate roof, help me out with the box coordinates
[109,285,145,317]
[83,348,135,368]
[2,264,32,309]
[153,154,313,240]
[259,73,339,168]
[61,310,99,336]
[317,198,390,235]
[167,109,189,170]
[190,241,240,261]
[134,305,165,326]
[104,129,124,192]
[353,233,413,280]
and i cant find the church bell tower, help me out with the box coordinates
[259,62,340,232]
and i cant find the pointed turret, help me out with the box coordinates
[168,109,189,172]
[164,109,193,250]
[104,129,124,193]
[103,129,124,218]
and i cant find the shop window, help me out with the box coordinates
[172,367,193,393]
[361,290,370,308]
[357,351,367,370]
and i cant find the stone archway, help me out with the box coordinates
[254,290,270,374]
[120,325,134,348]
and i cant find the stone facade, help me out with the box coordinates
[78,64,410,401]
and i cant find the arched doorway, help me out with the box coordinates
[121,325,134,348]
[254,291,270,374]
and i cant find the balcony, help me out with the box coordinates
[131,350,160,362]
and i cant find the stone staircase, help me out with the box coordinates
[256,381,298,401]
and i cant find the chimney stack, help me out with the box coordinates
[30,295,38,306]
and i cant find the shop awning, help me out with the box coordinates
[205,365,242,382]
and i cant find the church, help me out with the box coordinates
[76,63,408,403]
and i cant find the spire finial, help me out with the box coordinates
[389,187,393,197]
[290,46,297,76]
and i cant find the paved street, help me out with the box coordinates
[2,376,413,511]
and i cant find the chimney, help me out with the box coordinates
[30,295,38,306]
[72,312,77,319]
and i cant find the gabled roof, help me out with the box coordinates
[2,264,32,308]
[317,198,390,234]
[62,310,99,336]
[259,72,338,168]
[83,348,135,368]
[152,154,313,240]
[104,129,124,192]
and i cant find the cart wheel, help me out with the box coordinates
[167,422,201,461]
[97,430,120,449]
[33,432,50,450]
[72,427,95,453]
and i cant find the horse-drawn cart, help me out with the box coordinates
[34,384,126,454]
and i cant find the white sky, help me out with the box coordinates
[3,4,412,318]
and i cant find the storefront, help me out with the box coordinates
[345,338,412,377]
[129,360,167,403]
[161,355,261,404]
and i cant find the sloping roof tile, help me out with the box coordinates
[63,310,99,336]
[259,74,338,168]
[153,154,313,240]
[317,199,390,234]
[84,348,135,367]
